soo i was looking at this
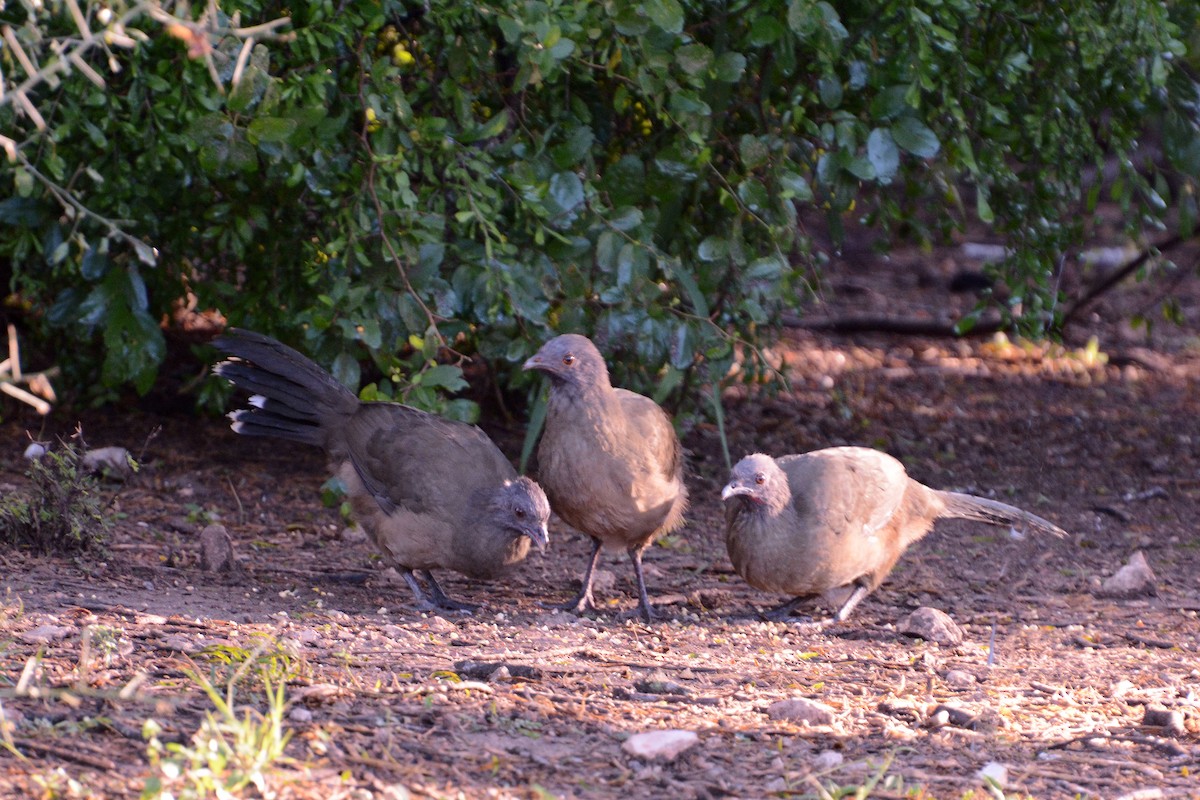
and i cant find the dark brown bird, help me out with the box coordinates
[523,334,687,622]
[213,328,550,612]
[722,448,1066,623]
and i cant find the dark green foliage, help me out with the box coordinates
[0,445,111,554]
[0,0,1196,412]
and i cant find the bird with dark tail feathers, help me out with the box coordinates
[524,333,688,623]
[213,328,550,612]
[722,448,1066,624]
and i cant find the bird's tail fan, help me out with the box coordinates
[939,491,1067,538]
[212,328,358,447]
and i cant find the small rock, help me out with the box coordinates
[82,446,133,480]
[288,706,313,724]
[590,569,617,594]
[899,607,964,645]
[1096,551,1157,598]
[341,524,368,544]
[621,729,699,761]
[160,634,201,654]
[23,442,46,460]
[20,624,73,644]
[765,697,834,725]
[199,524,237,573]
[1142,706,1185,736]
[635,669,689,696]
[944,669,977,688]
[422,616,457,634]
[978,761,1008,787]
[812,750,843,771]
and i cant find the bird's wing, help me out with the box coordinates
[781,448,908,537]
[614,388,683,480]
[339,403,516,517]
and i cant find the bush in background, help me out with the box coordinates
[0,0,1196,418]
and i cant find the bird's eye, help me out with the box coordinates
[514,508,526,519]
[562,353,576,366]
[754,472,766,485]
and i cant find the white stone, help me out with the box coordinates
[621,729,699,761]
[899,607,964,645]
[978,761,1008,788]
[1096,551,1157,598]
[82,446,133,479]
[944,669,977,687]
[766,697,834,725]
[19,624,73,644]
[812,750,843,771]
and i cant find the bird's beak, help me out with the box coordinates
[721,482,754,502]
[524,521,550,553]
[522,353,545,372]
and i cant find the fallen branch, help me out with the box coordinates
[1060,234,1186,330]
[0,325,58,415]
[781,312,1005,338]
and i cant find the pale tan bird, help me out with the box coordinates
[722,448,1065,623]
[524,334,687,622]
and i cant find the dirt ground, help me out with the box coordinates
[1,242,1199,799]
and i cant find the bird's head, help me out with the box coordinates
[492,476,551,552]
[522,334,610,393]
[721,453,789,513]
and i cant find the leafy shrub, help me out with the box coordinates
[0,0,1196,414]
[0,444,111,554]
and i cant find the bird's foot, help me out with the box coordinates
[618,602,656,624]
[541,591,598,616]
[406,570,479,614]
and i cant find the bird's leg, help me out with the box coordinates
[833,583,871,622]
[626,546,655,623]
[547,537,603,614]
[399,569,438,612]
[421,570,479,612]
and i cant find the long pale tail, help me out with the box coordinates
[212,328,357,447]
[938,491,1067,538]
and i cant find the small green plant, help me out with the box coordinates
[198,634,302,686]
[141,664,293,800]
[0,443,110,554]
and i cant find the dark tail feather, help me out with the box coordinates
[212,328,358,447]
[938,491,1067,538]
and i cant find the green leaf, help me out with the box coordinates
[247,116,298,144]
[870,86,910,121]
[818,76,843,108]
[749,16,784,46]
[779,170,813,201]
[662,257,709,317]
[465,108,510,143]
[550,125,594,168]
[547,171,585,215]
[609,207,643,231]
[417,364,468,392]
[976,186,994,223]
[697,236,728,262]
[867,128,899,183]
[645,0,684,34]
[331,353,360,391]
[497,16,522,44]
[892,116,940,158]
[676,44,713,76]
[739,135,769,170]
[81,247,110,281]
[714,52,747,83]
